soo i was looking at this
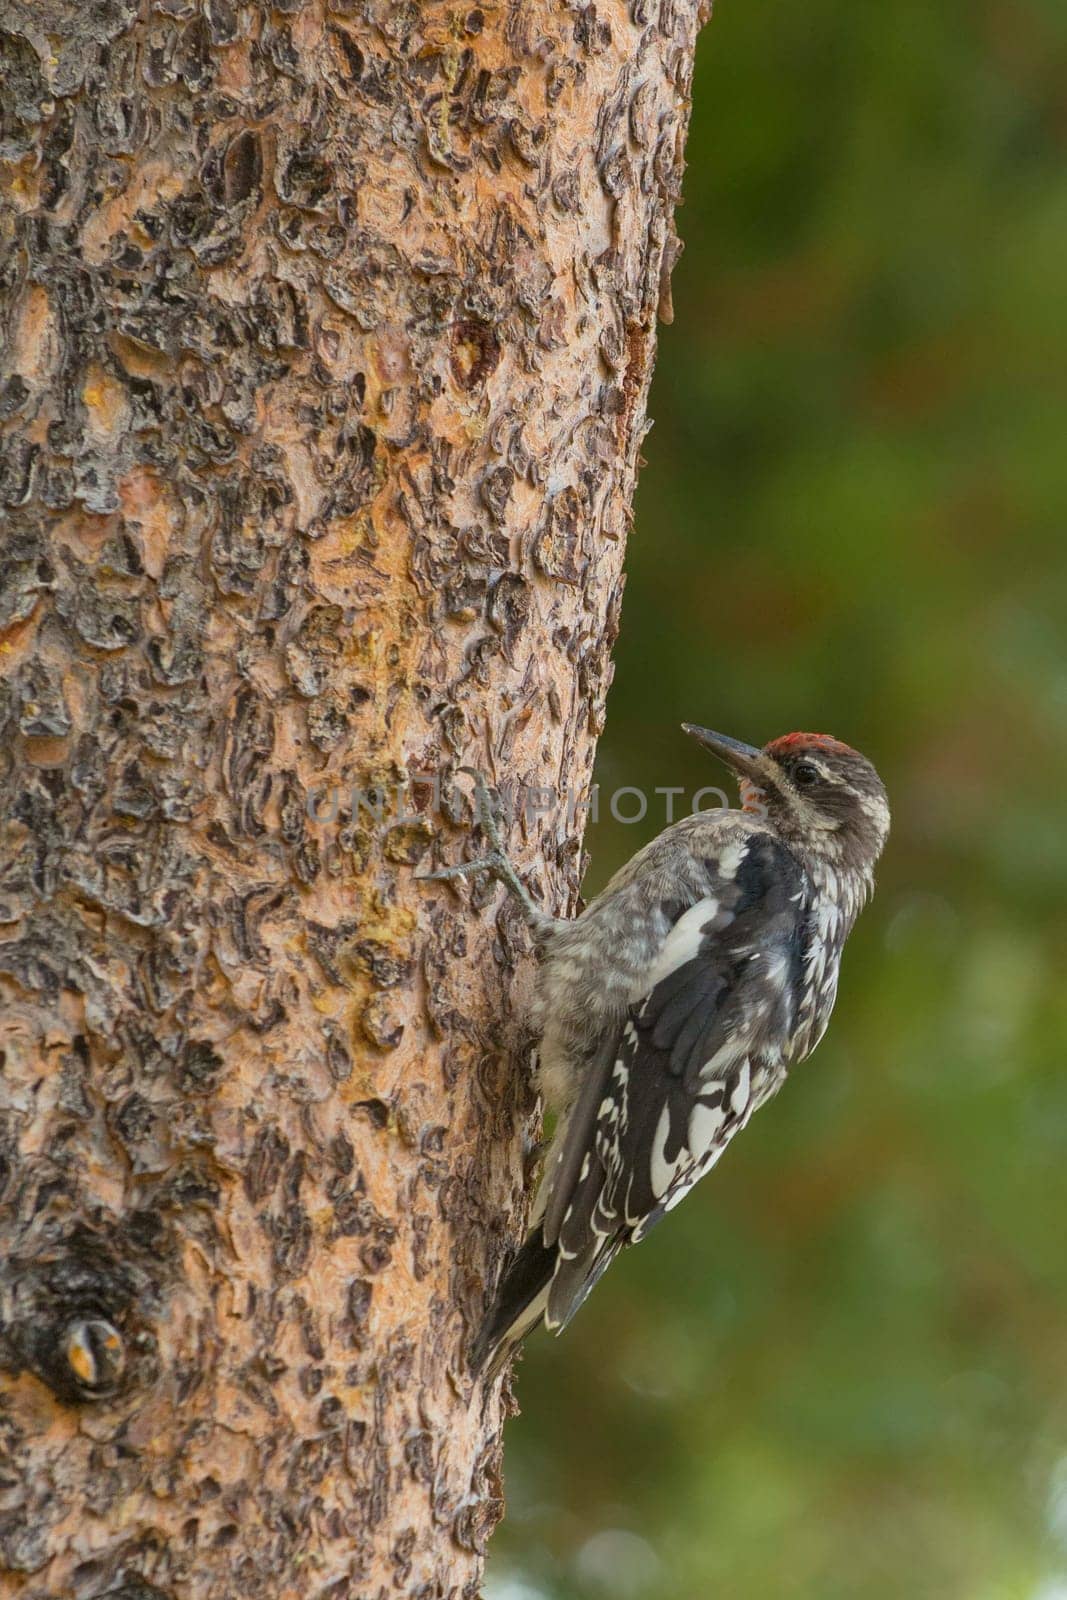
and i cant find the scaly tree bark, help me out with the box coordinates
[0,2,706,1594]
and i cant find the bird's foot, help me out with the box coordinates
[417,767,546,929]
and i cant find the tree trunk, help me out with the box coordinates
[0,1,705,1594]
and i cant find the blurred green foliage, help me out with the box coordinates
[488,1,1067,1596]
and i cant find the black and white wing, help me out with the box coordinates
[541,835,809,1331]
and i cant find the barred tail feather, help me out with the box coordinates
[546,1235,622,1334]
[472,1230,627,1381]
[470,1228,556,1380]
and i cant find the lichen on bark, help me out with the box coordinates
[0,1,706,1593]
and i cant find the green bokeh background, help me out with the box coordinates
[488,2,1067,1596]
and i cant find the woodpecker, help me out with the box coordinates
[421,726,889,1379]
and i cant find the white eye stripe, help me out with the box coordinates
[795,761,845,785]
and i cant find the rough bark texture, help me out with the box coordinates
[0,1,705,1594]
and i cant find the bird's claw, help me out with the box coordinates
[455,765,504,849]
[415,767,548,930]
[415,768,504,885]
[416,853,502,885]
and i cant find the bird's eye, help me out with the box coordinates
[793,761,820,787]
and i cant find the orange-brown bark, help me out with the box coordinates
[0,1,706,1594]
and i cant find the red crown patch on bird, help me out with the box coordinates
[765,731,859,759]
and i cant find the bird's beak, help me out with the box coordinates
[682,725,766,781]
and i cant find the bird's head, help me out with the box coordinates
[683,725,890,871]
